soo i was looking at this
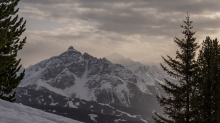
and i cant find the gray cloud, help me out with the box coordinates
[17,0,220,67]
[19,0,220,38]
[18,25,176,67]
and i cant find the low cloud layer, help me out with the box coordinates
[17,0,220,67]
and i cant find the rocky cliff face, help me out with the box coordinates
[18,47,166,112]
[106,53,177,87]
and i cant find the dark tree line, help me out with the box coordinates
[0,0,26,102]
[191,37,220,122]
[153,13,220,122]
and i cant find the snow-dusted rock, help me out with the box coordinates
[18,46,165,110]
[106,53,176,86]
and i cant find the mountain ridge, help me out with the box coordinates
[18,46,161,110]
[14,46,179,122]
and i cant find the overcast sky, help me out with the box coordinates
[16,0,220,67]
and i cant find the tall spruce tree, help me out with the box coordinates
[191,37,220,122]
[0,0,26,102]
[152,13,199,123]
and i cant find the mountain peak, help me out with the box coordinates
[67,46,78,53]
[68,46,74,50]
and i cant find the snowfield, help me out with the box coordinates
[0,99,83,123]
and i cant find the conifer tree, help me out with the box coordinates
[191,37,220,122]
[0,0,26,102]
[152,13,199,123]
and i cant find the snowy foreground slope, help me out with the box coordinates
[0,99,83,123]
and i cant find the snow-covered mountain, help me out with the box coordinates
[106,53,176,86]
[18,46,162,111]
[0,99,82,123]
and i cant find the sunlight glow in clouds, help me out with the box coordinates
[17,0,220,67]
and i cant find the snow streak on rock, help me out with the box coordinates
[18,46,170,110]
